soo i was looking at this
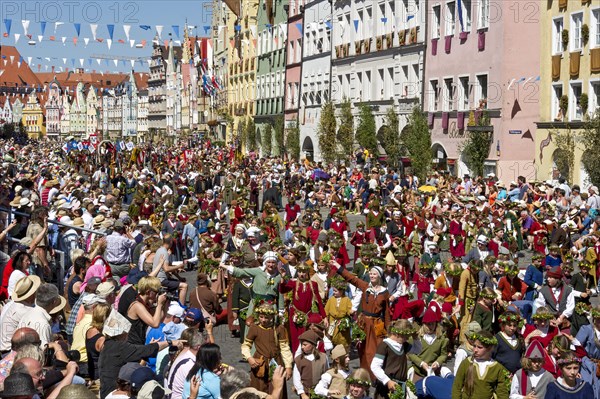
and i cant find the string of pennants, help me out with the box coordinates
[62,137,135,154]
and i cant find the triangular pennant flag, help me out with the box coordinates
[172,25,179,38]
[141,39,147,47]
[107,38,112,50]
[3,19,11,36]
[62,58,67,65]
[295,23,302,33]
[123,24,131,41]
[21,20,30,35]
[79,58,84,67]
[156,25,163,38]
[118,39,125,44]
[88,58,92,66]
[40,21,47,36]
[84,37,90,46]
[74,23,81,37]
[353,20,359,32]
[96,58,101,65]
[27,56,32,64]
[49,35,55,41]
[113,59,118,67]
[73,36,78,46]
[14,33,20,43]
[71,58,75,67]
[130,39,135,47]
[381,17,387,23]
[204,25,211,34]
[96,38,104,42]
[90,23,98,40]
[54,21,64,34]
[37,35,43,43]
[9,55,14,64]
[62,36,67,44]
[325,20,332,30]
[107,24,115,40]
[130,59,135,68]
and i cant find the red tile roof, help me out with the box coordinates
[0,46,41,87]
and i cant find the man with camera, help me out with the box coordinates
[104,219,137,278]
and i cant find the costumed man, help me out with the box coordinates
[350,221,370,264]
[330,211,351,267]
[458,260,483,343]
[533,266,575,333]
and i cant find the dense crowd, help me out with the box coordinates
[1,138,600,399]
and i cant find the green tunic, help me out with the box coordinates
[230,266,284,314]
[451,357,509,399]
[407,335,449,377]
[472,303,493,332]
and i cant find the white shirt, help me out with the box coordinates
[0,301,35,351]
[293,353,315,394]
[533,285,575,318]
[314,369,351,397]
[453,348,470,376]
[7,270,27,299]
[371,338,422,385]
[509,368,547,399]
[167,349,196,399]
[17,306,51,347]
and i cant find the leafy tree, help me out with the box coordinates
[246,118,256,151]
[286,120,301,161]
[237,117,247,149]
[402,106,432,181]
[460,131,493,178]
[381,107,401,167]
[318,101,337,164]
[273,115,285,157]
[355,104,378,154]
[336,98,354,163]
[582,110,600,186]
[263,124,273,156]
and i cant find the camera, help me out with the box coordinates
[160,287,179,302]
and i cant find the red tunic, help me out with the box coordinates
[279,279,326,354]
[449,220,466,258]
[330,221,350,265]
[412,273,434,300]
[402,217,416,237]
[305,226,321,245]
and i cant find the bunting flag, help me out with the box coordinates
[54,21,64,34]
[156,25,163,38]
[354,20,359,31]
[73,37,78,46]
[139,25,151,30]
[141,39,147,47]
[107,24,115,40]
[40,21,47,36]
[74,23,81,36]
[250,25,257,37]
[172,25,180,38]
[90,24,98,40]
[3,19,11,36]
[107,39,112,49]
[22,20,30,35]
[113,59,118,67]
[123,24,131,41]
[96,38,104,43]
[9,56,14,64]
[37,35,43,43]
[324,20,332,30]
[118,39,125,44]
[204,25,211,34]
[295,23,302,33]
[79,58,84,67]
[49,35,55,41]
[14,33,20,43]
[62,36,67,45]
[130,59,135,68]
[130,39,135,47]
[62,58,67,65]
[96,58,101,65]
[381,17,387,23]
[84,37,90,46]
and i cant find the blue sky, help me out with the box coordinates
[1,0,210,73]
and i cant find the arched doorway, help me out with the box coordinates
[302,136,314,161]
[431,143,449,173]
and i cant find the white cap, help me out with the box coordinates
[476,235,488,244]
[167,303,185,318]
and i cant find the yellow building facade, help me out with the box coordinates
[22,90,46,139]
[226,0,259,147]
[535,0,600,186]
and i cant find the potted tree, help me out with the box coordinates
[562,29,569,51]
[580,92,589,119]
[560,94,569,121]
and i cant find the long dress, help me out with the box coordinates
[574,324,600,399]
[325,296,353,349]
[279,279,327,353]
[339,268,390,378]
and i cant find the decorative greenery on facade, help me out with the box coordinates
[355,104,378,155]
[263,124,272,156]
[401,106,432,180]
[336,98,354,163]
[318,101,337,164]
[581,110,600,186]
[286,121,301,161]
[246,118,257,151]
[553,128,576,183]
[273,115,285,156]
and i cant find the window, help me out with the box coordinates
[571,12,583,51]
[364,71,372,101]
[356,72,363,101]
[461,0,472,32]
[429,79,439,112]
[591,9,600,48]
[553,17,564,54]
[458,76,469,110]
[445,2,456,36]
[570,83,582,121]
[590,81,600,114]
[475,74,488,107]
[432,5,441,39]
[478,0,489,29]
[386,68,394,99]
[378,69,385,100]
[444,78,454,111]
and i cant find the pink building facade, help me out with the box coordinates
[284,0,304,129]
[424,0,539,180]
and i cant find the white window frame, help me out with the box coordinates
[429,79,439,112]
[571,12,583,52]
[553,17,564,55]
[458,75,470,111]
[589,80,600,116]
[478,0,489,29]
[474,73,488,107]
[443,77,454,111]
[461,0,472,32]
[551,83,563,121]
[445,1,456,37]
[591,8,600,48]
[570,82,583,121]
[432,5,441,39]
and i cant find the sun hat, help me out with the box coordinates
[55,385,97,399]
[136,380,171,399]
[0,373,36,398]
[96,282,116,298]
[12,275,41,302]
